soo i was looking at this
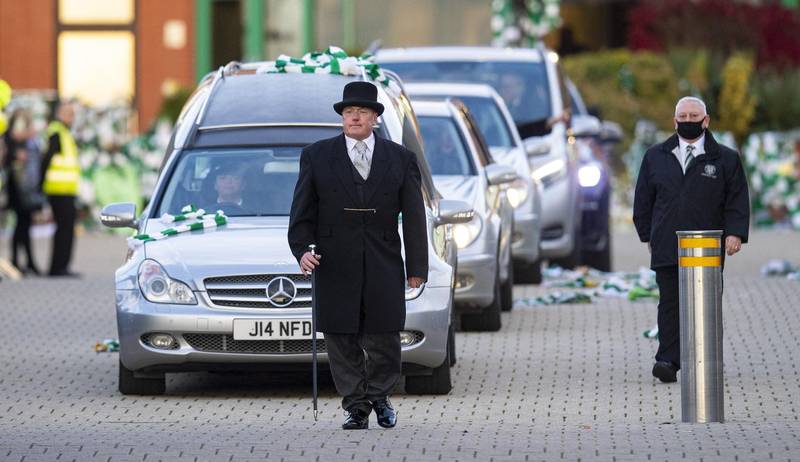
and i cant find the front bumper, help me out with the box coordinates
[580,182,611,251]
[538,175,576,259]
[511,210,541,263]
[116,285,451,373]
[453,251,497,310]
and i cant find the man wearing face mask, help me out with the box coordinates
[633,96,750,383]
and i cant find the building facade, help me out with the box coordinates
[0,0,637,132]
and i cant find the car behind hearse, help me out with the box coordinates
[101,64,473,395]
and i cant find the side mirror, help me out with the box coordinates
[485,163,518,186]
[600,120,624,144]
[570,114,602,138]
[524,137,552,157]
[100,202,138,229]
[436,199,474,225]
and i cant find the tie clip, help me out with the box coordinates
[344,208,377,213]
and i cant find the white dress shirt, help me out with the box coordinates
[345,132,375,166]
[676,133,705,174]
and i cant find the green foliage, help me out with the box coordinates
[751,68,800,132]
[157,87,194,125]
[562,49,679,152]
[717,53,757,144]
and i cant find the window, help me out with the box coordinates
[58,32,135,106]
[417,116,476,176]
[56,0,136,106]
[59,0,134,24]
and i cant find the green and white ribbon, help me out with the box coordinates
[159,204,206,224]
[491,0,561,47]
[741,131,800,229]
[643,325,659,340]
[256,46,399,96]
[524,0,561,40]
[127,205,227,248]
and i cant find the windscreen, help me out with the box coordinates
[156,147,302,217]
[383,61,551,136]
[417,116,476,176]
[455,96,514,148]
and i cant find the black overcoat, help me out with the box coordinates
[633,131,750,269]
[288,133,429,333]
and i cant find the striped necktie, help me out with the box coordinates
[684,145,695,171]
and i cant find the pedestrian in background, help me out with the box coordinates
[40,100,81,277]
[633,96,750,383]
[3,107,44,275]
[288,81,428,430]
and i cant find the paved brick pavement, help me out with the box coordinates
[1,225,799,461]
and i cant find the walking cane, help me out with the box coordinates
[308,244,320,422]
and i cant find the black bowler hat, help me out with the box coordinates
[333,81,384,116]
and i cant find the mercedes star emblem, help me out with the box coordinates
[266,276,297,307]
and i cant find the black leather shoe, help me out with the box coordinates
[49,270,82,278]
[342,409,369,430]
[652,361,678,383]
[372,399,396,428]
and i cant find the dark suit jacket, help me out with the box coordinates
[633,131,750,269]
[288,133,429,333]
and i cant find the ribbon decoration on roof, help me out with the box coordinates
[257,46,400,96]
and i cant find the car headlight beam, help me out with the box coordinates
[138,259,197,305]
[452,215,483,249]
[578,163,603,188]
[506,179,529,209]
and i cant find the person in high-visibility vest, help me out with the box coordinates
[40,100,81,277]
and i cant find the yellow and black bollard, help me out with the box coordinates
[677,230,725,423]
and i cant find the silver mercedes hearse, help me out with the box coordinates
[102,64,472,395]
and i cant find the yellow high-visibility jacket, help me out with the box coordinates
[42,120,80,196]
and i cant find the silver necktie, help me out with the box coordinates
[353,141,370,180]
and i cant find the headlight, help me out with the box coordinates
[405,281,425,300]
[138,259,197,305]
[578,163,603,188]
[506,179,529,208]
[452,215,483,249]
[531,158,566,184]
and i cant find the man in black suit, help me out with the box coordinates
[634,96,749,383]
[288,81,428,430]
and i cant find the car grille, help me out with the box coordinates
[541,225,564,240]
[183,334,326,354]
[204,274,311,309]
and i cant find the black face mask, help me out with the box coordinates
[676,120,705,140]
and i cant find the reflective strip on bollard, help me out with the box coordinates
[679,256,721,267]
[679,237,720,249]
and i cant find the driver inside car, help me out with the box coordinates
[206,161,254,215]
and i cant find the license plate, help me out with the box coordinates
[233,319,322,340]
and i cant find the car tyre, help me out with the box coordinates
[405,335,453,395]
[460,266,502,332]
[500,253,515,312]
[448,324,457,367]
[514,259,543,284]
[582,236,611,272]
[553,227,582,270]
[582,212,612,271]
[119,360,165,395]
